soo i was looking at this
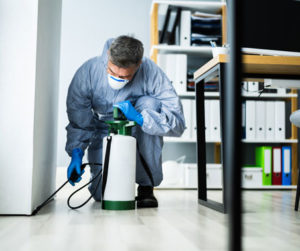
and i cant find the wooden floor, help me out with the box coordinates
[0,169,300,251]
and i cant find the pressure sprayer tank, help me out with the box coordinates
[102,108,136,210]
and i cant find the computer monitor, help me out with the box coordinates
[241,0,300,55]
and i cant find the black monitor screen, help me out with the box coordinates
[241,0,300,52]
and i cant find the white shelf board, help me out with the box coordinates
[151,1,224,13]
[243,185,297,189]
[164,137,197,143]
[164,138,297,143]
[242,93,298,98]
[151,45,213,56]
[205,92,220,97]
[178,92,195,97]
[178,92,220,98]
[157,185,297,190]
[242,139,298,143]
[164,137,219,143]
[178,92,297,98]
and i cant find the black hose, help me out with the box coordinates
[32,163,102,215]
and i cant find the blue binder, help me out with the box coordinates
[282,146,292,185]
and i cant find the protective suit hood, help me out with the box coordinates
[101,38,114,65]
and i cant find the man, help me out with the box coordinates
[65,35,185,208]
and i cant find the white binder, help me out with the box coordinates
[265,101,275,140]
[275,101,286,140]
[180,10,191,46]
[175,54,187,94]
[157,54,176,86]
[166,54,176,86]
[191,99,197,140]
[210,100,220,141]
[255,101,266,139]
[181,99,192,139]
[246,100,256,139]
[204,100,211,141]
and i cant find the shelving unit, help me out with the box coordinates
[150,0,298,189]
[150,0,227,63]
[151,0,226,189]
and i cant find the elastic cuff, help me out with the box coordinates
[72,148,84,158]
[136,113,144,126]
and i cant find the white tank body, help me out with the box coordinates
[102,135,136,202]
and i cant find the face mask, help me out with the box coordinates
[107,74,129,90]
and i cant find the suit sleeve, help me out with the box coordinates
[140,62,186,137]
[65,66,96,156]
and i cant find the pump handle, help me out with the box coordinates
[69,163,87,183]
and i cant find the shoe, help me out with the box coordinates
[136,186,158,208]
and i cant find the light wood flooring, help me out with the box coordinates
[0,169,300,251]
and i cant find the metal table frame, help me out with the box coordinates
[195,63,227,214]
[195,59,300,215]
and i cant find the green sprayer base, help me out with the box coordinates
[102,200,136,210]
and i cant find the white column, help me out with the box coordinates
[0,0,62,215]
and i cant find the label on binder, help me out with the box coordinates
[273,148,281,172]
[284,150,291,173]
[264,149,271,174]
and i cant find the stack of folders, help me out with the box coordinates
[181,99,221,141]
[157,53,187,94]
[158,6,222,46]
[190,11,222,46]
[255,146,292,185]
[159,6,181,45]
[243,100,286,140]
[242,81,286,95]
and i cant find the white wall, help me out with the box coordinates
[57,0,152,166]
[0,0,38,214]
[32,0,62,210]
[0,0,61,214]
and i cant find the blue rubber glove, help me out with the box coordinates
[67,148,84,186]
[113,100,144,126]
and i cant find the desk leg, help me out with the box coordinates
[225,0,243,249]
[196,65,226,214]
[196,78,207,202]
[219,64,227,213]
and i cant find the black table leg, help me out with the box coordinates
[226,0,243,250]
[196,65,227,214]
[295,169,300,211]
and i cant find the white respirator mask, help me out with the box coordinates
[107,74,129,90]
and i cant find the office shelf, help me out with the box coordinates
[242,93,298,98]
[150,45,213,57]
[164,138,298,143]
[164,137,196,143]
[242,139,298,143]
[243,185,297,189]
[178,92,219,98]
[157,185,297,190]
[164,137,219,143]
[178,92,298,98]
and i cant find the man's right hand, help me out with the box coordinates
[67,148,84,186]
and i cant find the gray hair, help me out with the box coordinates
[108,35,144,68]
